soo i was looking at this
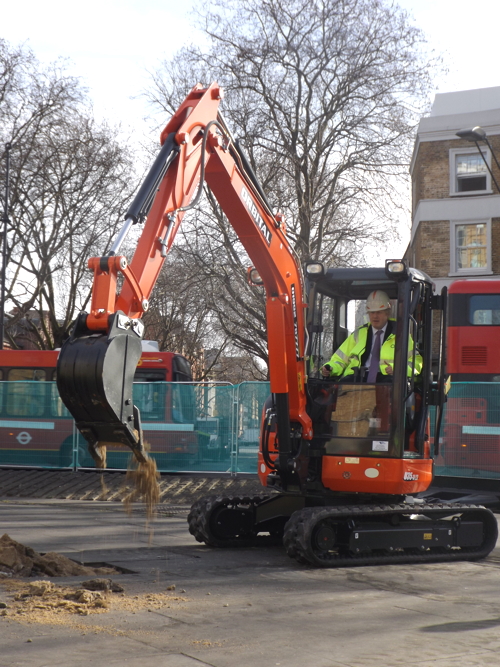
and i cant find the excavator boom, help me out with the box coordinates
[57,83,311,467]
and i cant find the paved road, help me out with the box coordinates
[1,497,500,667]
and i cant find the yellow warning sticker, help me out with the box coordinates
[423,533,433,540]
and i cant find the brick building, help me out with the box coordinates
[406,86,500,292]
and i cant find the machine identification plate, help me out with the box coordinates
[372,441,389,451]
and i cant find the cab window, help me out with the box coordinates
[309,292,336,375]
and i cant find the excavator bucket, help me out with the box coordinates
[56,311,147,466]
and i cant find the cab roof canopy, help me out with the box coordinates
[314,266,433,300]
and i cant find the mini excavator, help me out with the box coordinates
[57,83,498,567]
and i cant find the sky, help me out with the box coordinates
[2,0,196,130]
[2,0,500,258]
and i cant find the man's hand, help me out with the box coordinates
[385,365,393,375]
[321,365,331,377]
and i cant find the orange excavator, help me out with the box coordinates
[57,83,498,567]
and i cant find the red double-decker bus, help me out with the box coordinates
[443,280,500,474]
[0,346,198,469]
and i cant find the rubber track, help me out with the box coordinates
[283,503,499,568]
[188,494,280,548]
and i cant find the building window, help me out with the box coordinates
[450,220,492,275]
[449,147,491,196]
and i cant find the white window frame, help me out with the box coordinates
[449,146,492,196]
[449,218,492,276]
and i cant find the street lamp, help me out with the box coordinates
[0,143,11,351]
[456,126,500,193]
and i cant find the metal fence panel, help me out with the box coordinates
[435,382,500,480]
[0,380,268,473]
[233,382,270,473]
[10,379,500,482]
[0,381,75,468]
[74,381,271,474]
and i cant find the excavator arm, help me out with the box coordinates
[56,83,312,468]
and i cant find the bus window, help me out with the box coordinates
[172,384,195,423]
[172,355,193,382]
[6,369,47,417]
[133,369,168,421]
[49,383,70,417]
[469,295,500,325]
[134,369,166,381]
[8,369,46,382]
[133,382,165,421]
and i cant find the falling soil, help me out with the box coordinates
[122,454,160,523]
[100,474,109,497]
[93,440,161,524]
[0,534,120,578]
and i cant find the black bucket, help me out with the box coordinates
[56,311,147,463]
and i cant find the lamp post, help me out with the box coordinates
[0,143,11,350]
[456,126,500,193]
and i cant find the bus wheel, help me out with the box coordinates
[76,444,95,468]
[59,440,94,468]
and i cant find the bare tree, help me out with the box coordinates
[143,0,442,373]
[0,40,135,349]
[147,0,441,263]
[142,221,269,380]
[142,245,228,379]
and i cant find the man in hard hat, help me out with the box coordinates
[321,290,422,382]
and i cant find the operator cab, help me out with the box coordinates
[305,260,443,463]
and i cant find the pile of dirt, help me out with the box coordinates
[0,578,123,620]
[0,534,119,578]
[0,579,188,628]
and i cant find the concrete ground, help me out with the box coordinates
[1,476,500,667]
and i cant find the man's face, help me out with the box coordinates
[368,309,390,330]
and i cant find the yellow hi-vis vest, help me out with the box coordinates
[326,321,423,379]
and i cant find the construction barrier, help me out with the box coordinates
[2,380,500,480]
[0,381,270,474]
[435,382,500,480]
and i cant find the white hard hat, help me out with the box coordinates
[366,290,391,312]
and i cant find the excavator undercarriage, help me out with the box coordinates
[188,494,498,567]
